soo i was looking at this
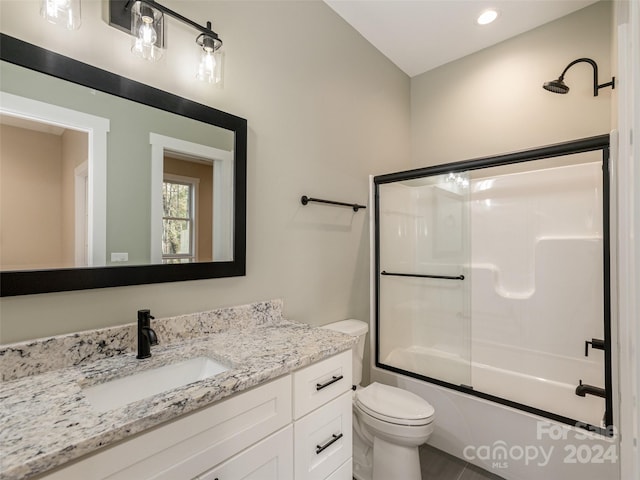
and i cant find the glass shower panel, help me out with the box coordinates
[374,136,612,433]
[377,172,471,386]
[469,152,605,427]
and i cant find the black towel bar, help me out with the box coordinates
[301,195,366,212]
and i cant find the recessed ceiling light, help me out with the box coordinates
[477,9,499,26]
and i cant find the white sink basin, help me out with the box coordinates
[83,356,229,413]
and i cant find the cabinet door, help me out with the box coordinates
[294,392,352,480]
[198,425,293,480]
[293,350,352,419]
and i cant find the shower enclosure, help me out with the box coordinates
[374,135,612,434]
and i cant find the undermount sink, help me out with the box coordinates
[83,356,230,413]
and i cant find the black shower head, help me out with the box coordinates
[543,76,569,94]
[543,58,615,96]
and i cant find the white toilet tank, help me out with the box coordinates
[322,319,368,386]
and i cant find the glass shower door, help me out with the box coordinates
[374,135,612,435]
[376,172,471,387]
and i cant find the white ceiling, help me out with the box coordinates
[324,0,599,77]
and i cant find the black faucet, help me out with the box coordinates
[575,380,606,398]
[136,309,158,359]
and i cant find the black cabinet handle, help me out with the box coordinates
[316,433,343,454]
[316,375,344,391]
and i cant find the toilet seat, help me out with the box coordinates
[355,382,435,426]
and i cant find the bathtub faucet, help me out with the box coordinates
[575,380,605,398]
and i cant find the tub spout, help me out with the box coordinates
[575,380,605,398]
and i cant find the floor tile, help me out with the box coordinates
[420,445,466,479]
[460,463,507,480]
[419,444,506,480]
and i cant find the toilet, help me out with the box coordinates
[322,320,435,480]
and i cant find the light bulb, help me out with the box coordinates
[197,50,217,83]
[138,19,157,47]
[130,2,163,61]
[46,0,69,16]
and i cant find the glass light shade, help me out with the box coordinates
[196,49,223,85]
[41,0,81,30]
[131,1,164,61]
[196,35,223,85]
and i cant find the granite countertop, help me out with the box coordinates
[0,300,357,480]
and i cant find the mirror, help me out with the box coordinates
[0,34,247,296]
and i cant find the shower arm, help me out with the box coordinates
[558,58,615,96]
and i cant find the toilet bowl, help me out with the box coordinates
[354,382,434,480]
[322,320,435,480]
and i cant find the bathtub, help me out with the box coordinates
[374,345,617,480]
[384,343,606,432]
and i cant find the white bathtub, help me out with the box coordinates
[375,346,616,480]
[384,343,605,430]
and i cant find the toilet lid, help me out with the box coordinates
[356,382,434,426]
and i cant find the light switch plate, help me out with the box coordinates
[111,252,129,262]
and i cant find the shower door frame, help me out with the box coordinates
[373,134,613,437]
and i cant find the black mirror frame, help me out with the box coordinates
[0,34,247,296]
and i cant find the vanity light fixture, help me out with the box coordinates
[109,0,223,84]
[543,58,615,96]
[41,0,81,30]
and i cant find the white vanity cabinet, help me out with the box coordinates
[35,351,353,480]
[293,350,353,480]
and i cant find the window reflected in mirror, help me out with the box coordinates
[162,178,195,264]
[162,154,215,264]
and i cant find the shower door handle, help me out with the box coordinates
[380,271,465,281]
[585,338,605,356]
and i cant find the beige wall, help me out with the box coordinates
[0,124,64,270]
[0,1,411,343]
[411,1,613,167]
[0,124,88,271]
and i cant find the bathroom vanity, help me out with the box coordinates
[0,300,355,480]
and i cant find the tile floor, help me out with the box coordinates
[420,444,506,480]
